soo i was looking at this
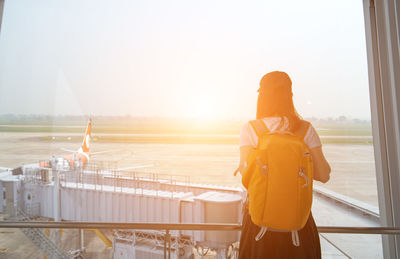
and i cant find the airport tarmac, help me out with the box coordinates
[0,132,378,206]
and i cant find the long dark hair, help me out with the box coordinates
[256,71,302,132]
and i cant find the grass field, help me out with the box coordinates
[28,134,373,145]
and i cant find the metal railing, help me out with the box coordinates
[1,222,400,235]
[1,222,400,259]
[1,221,400,235]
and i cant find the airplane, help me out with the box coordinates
[38,118,93,170]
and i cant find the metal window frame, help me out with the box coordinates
[363,0,400,258]
[0,0,4,33]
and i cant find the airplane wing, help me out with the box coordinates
[0,166,11,171]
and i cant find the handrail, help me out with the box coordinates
[317,226,400,235]
[1,222,400,235]
[0,222,242,231]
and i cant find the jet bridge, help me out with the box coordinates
[0,163,243,259]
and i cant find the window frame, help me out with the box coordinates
[363,0,400,258]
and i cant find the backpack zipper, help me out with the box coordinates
[299,167,309,188]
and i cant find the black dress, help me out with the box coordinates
[238,208,321,259]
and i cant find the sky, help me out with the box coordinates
[0,0,371,120]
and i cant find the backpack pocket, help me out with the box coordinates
[247,150,269,224]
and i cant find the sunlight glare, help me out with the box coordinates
[195,99,214,119]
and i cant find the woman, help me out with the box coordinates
[235,71,331,259]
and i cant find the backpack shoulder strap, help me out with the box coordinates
[249,119,269,137]
[295,120,311,139]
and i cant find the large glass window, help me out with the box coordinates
[0,0,381,258]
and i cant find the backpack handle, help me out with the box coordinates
[267,131,295,136]
[250,119,310,140]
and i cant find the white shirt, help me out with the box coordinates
[239,117,322,149]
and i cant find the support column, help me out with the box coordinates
[53,169,61,246]
[363,0,400,258]
[78,229,85,252]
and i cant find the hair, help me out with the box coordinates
[256,72,302,132]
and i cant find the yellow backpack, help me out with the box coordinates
[242,119,313,246]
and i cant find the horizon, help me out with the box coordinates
[0,113,372,122]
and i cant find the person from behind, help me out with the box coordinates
[234,71,331,259]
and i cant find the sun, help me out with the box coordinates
[195,99,214,119]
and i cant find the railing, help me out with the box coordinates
[1,222,400,259]
[1,222,400,235]
[0,222,242,230]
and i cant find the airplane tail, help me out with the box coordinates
[80,118,92,154]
